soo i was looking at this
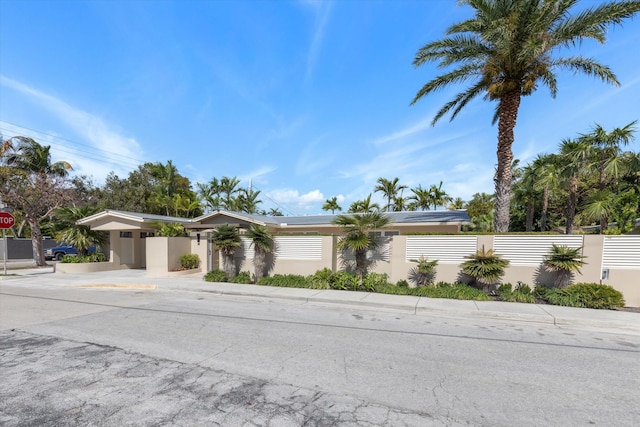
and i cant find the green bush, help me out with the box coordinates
[373,283,410,295]
[396,280,409,288]
[60,253,106,263]
[230,271,253,284]
[204,269,228,282]
[258,274,308,288]
[330,271,359,291]
[543,283,625,309]
[409,282,491,301]
[497,283,535,304]
[61,254,81,263]
[362,273,389,292]
[179,254,200,270]
[307,268,333,289]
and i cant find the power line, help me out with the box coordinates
[251,184,297,216]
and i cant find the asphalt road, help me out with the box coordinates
[1,284,639,426]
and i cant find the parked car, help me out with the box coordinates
[45,244,95,261]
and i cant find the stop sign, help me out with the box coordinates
[0,212,15,229]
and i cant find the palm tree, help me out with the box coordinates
[219,176,241,210]
[448,197,465,210]
[52,205,108,255]
[531,154,561,231]
[236,188,262,214]
[333,211,390,287]
[580,122,636,232]
[267,208,283,216]
[512,165,539,231]
[411,0,640,232]
[408,185,431,211]
[210,224,241,277]
[153,222,188,237]
[461,246,509,291]
[374,177,407,212]
[559,138,591,234]
[428,181,452,210]
[197,178,223,212]
[246,224,274,282]
[322,196,342,214]
[1,136,72,176]
[542,244,586,288]
[348,194,380,213]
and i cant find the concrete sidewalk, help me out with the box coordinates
[2,267,639,334]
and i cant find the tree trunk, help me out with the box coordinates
[355,249,367,288]
[540,185,549,231]
[525,202,535,231]
[565,175,578,234]
[494,91,521,233]
[222,252,235,277]
[27,216,47,267]
[254,249,265,283]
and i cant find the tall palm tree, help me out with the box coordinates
[512,165,539,231]
[408,185,431,211]
[333,211,390,287]
[219,176,241,210]
[448,197,465,210]
[348,194,380,213]
[559,138,591,234]
[322,196,342,214]
[236,188,262,214]
[1,136,72,176]
[374,177,407,212]
[246,224,274,282]
[210,224,241,277]
[428,181,452,210]
[580,121,636,232]
[411,0,640,232]
[531,154,561,231]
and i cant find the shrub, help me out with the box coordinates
[307,268,333,290]
[230,271,253,284]
[408,256,438,286]
[204,269,228,282]
[61,254,81,263]
[409,282,491,301]
[61,253,106,263]
[541,245,586,288]
[362,273,389,292]
[374,283,410,295]
[179,254,200,270]
[258,274,308,288]
[543,283,625,309]
[396,280,409,288]
[330,271,359,291]
[497,283,535,304]
[460,246,509,290]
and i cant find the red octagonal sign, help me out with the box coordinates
[0,212,15,229]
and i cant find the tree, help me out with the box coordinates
[322,196,342,214]
[542,244,586,288]
[246,224,274,282]
[408,256,438,286]
[559,138,591,234]
[531,154,561,231]
[153,222,188,237]
[465,193,494,232]
[236,188,262,214]
[408,185,431,211]
[0,136,76,266]
[374,177,407,212]
[219,176,241,210]
[52,205,108,255]
[266,208,284,216]
[333,212,390,287]
[348,194,380,213]
[428,181,452,210]
[448,197,465,210]
[411,0,640,232]
[210,224,241,277]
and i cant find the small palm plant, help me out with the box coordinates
[153,222,188,237]
[408,256,438,286]
[542,244,586,288]
[53,206,108,256]
[461,246,509,291]
[211,224,241,278]
[333,211,390,287]
[246,224,274,283]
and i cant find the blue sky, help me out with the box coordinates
[1,0,639,215]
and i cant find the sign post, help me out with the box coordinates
[0,212,15,275]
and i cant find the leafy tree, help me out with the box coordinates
[153,222,188,237]
[411,0,640,232]
[211,224,241,277]
[374,177,407,212]
[333,212,390,287]
[0,137,77,266]
[542,244,586,288]
[322,196,342,214]
[52,205,108,255]
[461,245,509,291]
[465,193,495,232]
[246,224,274,282]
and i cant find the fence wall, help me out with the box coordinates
[0,238,58,260]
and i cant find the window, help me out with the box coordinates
[120,231,133,238]
[140,232,155,238]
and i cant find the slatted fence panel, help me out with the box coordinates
[493,235,583,266]
[602,236,640,269]
[406,236,477,264]
[275,236,323,260]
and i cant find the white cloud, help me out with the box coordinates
[0,75,143,181]
[302,0,333,80]
[267,188,326,212]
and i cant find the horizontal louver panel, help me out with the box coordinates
[493,235,583,266]
[236,237,254,259]
[603,236,640,269]
[275,236,323,260]
[406,236,477,264]
[342,238,390,262]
